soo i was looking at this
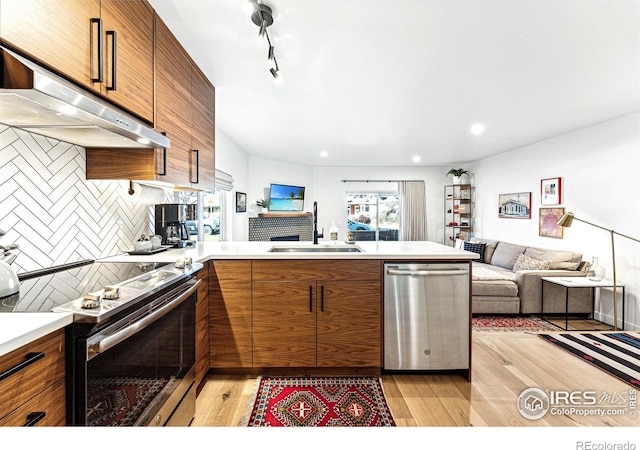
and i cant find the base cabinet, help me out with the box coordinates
[252,260,382,368]
[210,261,253,368]
[195,261,210,389]
[0,329,66,426]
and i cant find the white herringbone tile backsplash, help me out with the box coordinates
[0,124,168,274]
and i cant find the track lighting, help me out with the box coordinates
[250,2,281,80]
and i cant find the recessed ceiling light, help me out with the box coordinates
[412,155,421,163]
[470,123,485,135]
[320,151,328,158]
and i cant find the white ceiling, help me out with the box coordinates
[148,0,640,167]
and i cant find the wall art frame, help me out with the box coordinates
[236,192,247,213]
[539,207,565,239]
[541,177,562,205]
[498,192,531,219]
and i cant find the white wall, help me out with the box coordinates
[215,129,249,240]
[470,113,640,329]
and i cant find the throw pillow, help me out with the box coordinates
[463,242,486,261]
[512,253,551,271]
[490,242,527,270]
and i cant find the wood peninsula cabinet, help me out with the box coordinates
[195,261,210,390]
[0,0,155,122]
[252,260,382,368]
[210,261,253,369]
[0,329,66,426]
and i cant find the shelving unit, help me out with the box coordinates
[444,184,474,246]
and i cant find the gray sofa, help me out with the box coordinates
[466,238,592,315]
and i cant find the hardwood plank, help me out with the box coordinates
[194,331,639,428]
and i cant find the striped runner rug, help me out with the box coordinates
[538,332,640,388]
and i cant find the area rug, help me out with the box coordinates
[87,376,172,426]
[472,315,563,332]
[240,376,396,427]
[538,332,640,388]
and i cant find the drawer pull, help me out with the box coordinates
[0,352,45,382]
[23,412,46,427]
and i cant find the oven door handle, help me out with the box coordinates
[86,279,201,360]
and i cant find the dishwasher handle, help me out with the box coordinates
[386,268,468,277]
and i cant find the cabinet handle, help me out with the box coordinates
[23,412,46,427]
[106,30,117,91]
[156,133,167,176]
[0,352,45,382]
[321,285,324,312]
[90,18,103,83]
[309,285,313,312]
[191,149,199,184]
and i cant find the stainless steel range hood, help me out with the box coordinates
[0,46,170,149]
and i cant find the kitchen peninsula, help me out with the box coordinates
[1,241,477,386]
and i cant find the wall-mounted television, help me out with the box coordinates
[268,183,305,211]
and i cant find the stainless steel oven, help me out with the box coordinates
[16,260,202,426]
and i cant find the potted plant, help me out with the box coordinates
[446,168,470,185]
[256,199,269,212]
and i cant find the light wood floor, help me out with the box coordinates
[192,330,638,427]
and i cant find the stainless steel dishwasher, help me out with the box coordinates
[384,262,470,371]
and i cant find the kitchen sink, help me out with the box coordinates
[268,244,363,253]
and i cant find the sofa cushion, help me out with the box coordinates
[490,242,526,270]
[523,247,583,270]
[464,242,486,261]
[512,253,551,271]
[470,238,498,263]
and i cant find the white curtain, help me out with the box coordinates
[399,181,427,241]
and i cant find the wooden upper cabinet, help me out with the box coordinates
[0,0,100,89]
[154,14,192,186]
[154,13,216,190]
[0,0,154,123]
[191,64,215,191]
[99,0,154,123]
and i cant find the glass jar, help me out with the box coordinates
[587,256,605,281]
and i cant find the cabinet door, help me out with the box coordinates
[190,63,215,191]
[210,261,252,368]
[317,281,381,367]
[253,281,317,367]
[100,0,154,122]
[154,14,192,186]
[195,262,210,388]
[0,379,66,426]
[0,0,100,92]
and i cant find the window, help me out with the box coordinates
[346,192,399,241]
[179,190,223,242]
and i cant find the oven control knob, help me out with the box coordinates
[175,259,185,269]
[102,286,120,300]
[184,257,192,265]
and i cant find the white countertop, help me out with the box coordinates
[1,240,476,357]
[0,313,73,357]
[98,240,478,263]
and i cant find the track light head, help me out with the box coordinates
[268,45,275,60]
[270,67,279,79]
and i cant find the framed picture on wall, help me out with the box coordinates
[541,177,562,205]
[236,192,247,213]
[539,207,565,238]
[498,192,531,218]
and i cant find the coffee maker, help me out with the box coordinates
[154,204,196,248]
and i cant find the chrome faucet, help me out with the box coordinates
[313,202,324,244]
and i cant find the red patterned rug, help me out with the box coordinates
[241,377,396,427]
[87,376,172,426]
[472,315,563,332]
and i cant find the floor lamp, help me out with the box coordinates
[557,211,640,331]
